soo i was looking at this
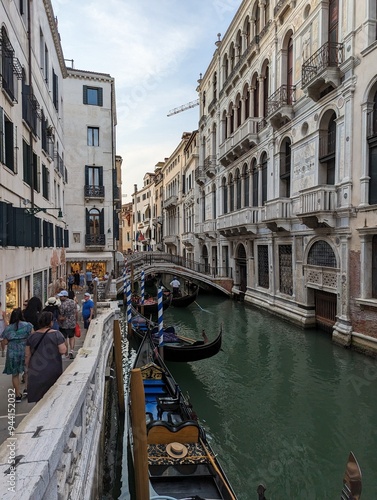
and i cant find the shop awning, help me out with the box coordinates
[66,252,113,262]
[115,251,125,262]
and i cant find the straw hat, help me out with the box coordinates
[165,442,188,459]
[45,297,61,307]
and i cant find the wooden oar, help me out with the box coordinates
[199,437,237,500]
[176,334,196,344]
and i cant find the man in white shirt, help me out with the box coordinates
[170,277,181,297]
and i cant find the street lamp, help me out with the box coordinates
[24,206,64,218]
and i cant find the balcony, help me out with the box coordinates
[304,264,338,292]
[196,220,217,240]
[195,167,206,186]
[219,117,259,166]
[217,207,262,236]
[84,185,105,200]
[302,42,343,101]
[266,85,295,130]
[85,234,106,247]
[263,198,292,232]
[204,155,216,178]
[163,195,178,209]
[182,232,196,247]
[164,235,178,245]
[297,185,337,228]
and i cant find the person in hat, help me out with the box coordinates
[57,290,77,359]
[82,293,94,331]
[43,297,61,331]
[170,276,181,297]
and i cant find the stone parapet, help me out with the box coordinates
[0,304,119,499]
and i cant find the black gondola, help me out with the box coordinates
[128,331,237,500]
[131,311,222,362]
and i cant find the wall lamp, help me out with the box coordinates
[25,206,63,218]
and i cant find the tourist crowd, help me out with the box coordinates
[0,289,95,404]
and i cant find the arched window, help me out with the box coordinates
[229,174,234,212]
[243,163,250,207]
[89,208,100,234]
[261,153,268,204]
[213,72,217,101]
[222,110,228,141]
[368,90,377,204]
[319,111,336,185]
[222,177,228,214]
[230,103,235,135]
[254,77,259,117]
[308,241,337,267]
[244,84,250,120]
[251,159,258,207]
[236,94,242,128]
[280,138,291,197]
[263,66,269,117]
[235,169,241,209]
[212,185,217,219]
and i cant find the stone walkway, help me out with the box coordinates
[0,290,88,445]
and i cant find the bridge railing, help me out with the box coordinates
[125,252,233,279]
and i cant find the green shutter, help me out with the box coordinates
[98,87,103,106]
[83,85,88,104]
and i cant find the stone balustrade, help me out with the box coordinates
[0,304,119,499]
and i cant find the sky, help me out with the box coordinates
[52,0,240,201]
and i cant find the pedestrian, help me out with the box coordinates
[2,308,33,402]
[57,290,77,359]
[104,271,109,280]
[68,272,75,292]
[23,296,43,330]
[74,270,80,289]
[170,276,181,297]
[82,292,94,331]
[86,269,93,292]
[25,311,66,403]
[79,271,85,290]
[0,302,8,357]
[43,297,61,331]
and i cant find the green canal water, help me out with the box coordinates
[121,293,377,499]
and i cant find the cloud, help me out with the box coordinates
[52,0,239,197]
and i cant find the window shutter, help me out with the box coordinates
[64,229,69,248]
[98,87,103,106]
[83,85,88,104]
[100,209,104,234]
[369,146,377,205]
[99,166,103,185]
[85,165,89,184]
[43,220,48,247]
[33,218,41,247]
[0,202,6,246]
[0,108,4,164]
[86,208,90,234]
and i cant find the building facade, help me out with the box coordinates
[194,0,377,351]
[63,67,119,279]
[0,0,68,311]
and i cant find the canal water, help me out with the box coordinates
[121,293,377,499]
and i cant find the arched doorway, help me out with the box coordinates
[235,243,247,292]
[307,240,338,332]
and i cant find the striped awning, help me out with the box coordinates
[65,252,113,262]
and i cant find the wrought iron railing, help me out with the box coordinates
[266,85,296,117]
[302,42,343,87]
[85,234,105,246]
[124,252,233,280]
[367,109,377,139]
[84,185,105,198]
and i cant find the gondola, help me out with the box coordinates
[171,283,199,308]
[128,331,237,500]
[130,290,172,316]
[131,313,222,363]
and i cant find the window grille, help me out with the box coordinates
[279,245,293,295]
[258,245,269,288]
[307,240,337,267]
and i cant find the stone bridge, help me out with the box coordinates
[117,253,234,296]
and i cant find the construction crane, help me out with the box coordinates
[167,99,199,117]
